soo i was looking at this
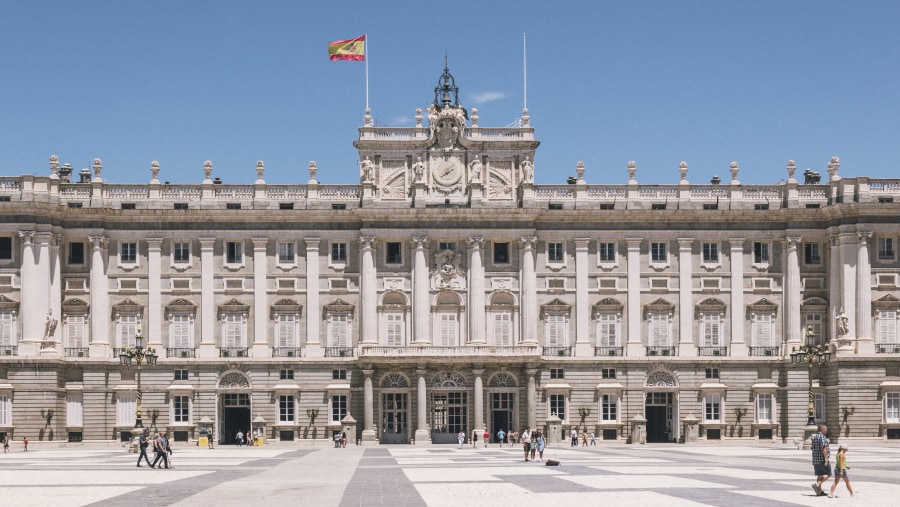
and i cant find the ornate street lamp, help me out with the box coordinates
[789,325,831,426]
[119,329,158,429]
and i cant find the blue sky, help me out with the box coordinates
[1,1,899,186]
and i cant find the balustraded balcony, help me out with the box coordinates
[325,347,355,357]
[272,347,304,358]
[646,346,676,356]
[876,343,900,354]
[698,346,728,357]
[749,346,779,357]
[594,346,623,357]
[542,346,572,357]
[65,347,89,358]
[219,347,249,358]
[358,345,541,359]
[0,345,17,356]
[167,348,196,358]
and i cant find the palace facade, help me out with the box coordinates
[2,65,900,446]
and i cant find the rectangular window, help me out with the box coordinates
[0,393,8,426]
[174,369,189,381]
[278,242,295,264]
[438,241,455,251]
[173,395,190,423]
[332,369,347,380]
[545,314,567,347]
[438,313,458,346]
[386,242,402,264]
[385,313,404,346]
[494,242,510,264]
[0,311,14,346]
[704,394,721,422]
[170,314,192,348]
[752,314,773,347]
[879,237,895,260]
[276,314,297,348]
[66,315,86,348]
[118,314,138,349]
[116,393,137,426]
[701,313,722,346]
[550,368,564,380]
[331,242,347,262]
[549,394,565,420]
[651,242,667,263]
[173,242,190,263]
[223,314,245,347]
[598,313,617,347]
[328,314,350,347]
[886,392,900,423]
[702,242,718,263]
[494,312,511,346]
[280,369,294,380]
[877,310,898,344]
[705,368,719,379]
[68,242,85,264]
[601,394,618,422]
[332,395,348,422]
[226,203,242,210]
[753,242,769,263]
[226,241,242,264]
[279,395,295,423]
[757,393,774,423]
[120,242,137,263]
[548,242,564,263]
[598,242,615,263]
[649,312,669,346]
[805,313,825,345]
[174,203,188,210]
[601,368,616,379]
[0,237,11,260]
[66,392,83,427]
[804,243,821,264]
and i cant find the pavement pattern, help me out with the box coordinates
[1,441,898,506]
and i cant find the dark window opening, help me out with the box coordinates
[0,237,11,260]
[174,203,189,210]
[68,242,85,264]
[279,202,294,210]
[386,242,402,264]
[702,203,718,210]
[332,203,346,210]
[494,242,510,264]
[651,203,666,210]
[68,202,83,208]
[121,203,136,210]
[599,203,615,210]
[754,203,769,210]
[548,203,563,210]
[226,203,242,210]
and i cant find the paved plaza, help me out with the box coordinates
[1,441,898,506]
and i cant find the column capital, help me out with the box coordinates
[574,238,590,249]
[199,238,216,249]
[88,235,108,248]
[729,238,745,250]
[362,368,375,377]
[520,235,537,249]
[252,238,268,249]
[858,231,873,244]
[678,238,693,249]
[626,238,642,249]
[303,237,321,249]
[359,235,376,249]
[466,235,484,248]
[146,238,163,249]
[786,236,802,249]
[18,230,35,244]
[412,235,429,248]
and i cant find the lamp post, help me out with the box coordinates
[119,329,158,429]
[789,325,831,426]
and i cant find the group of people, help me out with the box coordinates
[811,423,855,498]
[455,427,546,462]
[136,428,172,469]
[2,435,27,452]
[519,427,546,462]
[569,428,597,446]
[235,429,258,446]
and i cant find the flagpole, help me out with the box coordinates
[523,32,527,112]
[365,34,369,112]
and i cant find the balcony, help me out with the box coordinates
[219,347,249,358]
[167,348,196,358]
[65,347,89,358]
[749,346,779,357]
[698,346,728,357]
[542,347,572,357]
[876,343,900,354]
[358,345,541,359]
[0,346,18,356]
[594,346,623,357]
[272,347,304,358]
[325,347,355,358]
[646,346,676,356]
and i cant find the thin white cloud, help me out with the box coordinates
[469,91,507,105]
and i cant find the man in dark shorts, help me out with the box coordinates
[811,424,831,496]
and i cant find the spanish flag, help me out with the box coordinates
[328,35,366,61]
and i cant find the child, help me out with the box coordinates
[828,444,855,498]
[23,436,28,452]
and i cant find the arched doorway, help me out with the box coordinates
[430,371,468,444]
[644,370,678,443]
[380,373,410,444]
[487,372,518,443]
[217,371,252,445]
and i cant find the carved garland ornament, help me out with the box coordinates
[645,371,677,388]
[488,372,518,388]
[381,372,410,388]
[218,372,251,389]
[431,371,468,389]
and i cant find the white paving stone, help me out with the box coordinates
[403,466,565,482]
[557,474,730,490]
[0,486,143,507]
[414,483,716,507]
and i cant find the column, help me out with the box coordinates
[88,235,109,357]
[45,234,63,354]
[412,235,430,344]
[198,238,216,358]
[678,239,695,356]
[856,232,874,354]
[252,238,269,357]
[526,367,537,429]
[146,239,163,348]
[729,238,747,356]
[467,236,486,344]
[520,236,537,344]
[362,368,376,442]
[626,239,643,356]
[473,366,484,437]
[304,238,323,357]
[574,238,591,356]
[359,236,377,344]
[17,232,37,351]
[839,234,858,349]
[415,366,429,443]
[784,237,802,352]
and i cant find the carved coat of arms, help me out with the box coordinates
[430,249,466,289]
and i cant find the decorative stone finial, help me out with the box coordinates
[415,108,423,127]
[827,156,841,182]
[471,108,478,127]
[364,107,372,127]
[203,160,213,182]
[150,161,160,182]
[787,160,796,183]
[575,161,585,182]
[92,158,103,181]
[627,161,637,184]
[730,161,740,185]
[50,155,59,179]
[522,108,530,127]
[678,161,688,184]
[308,161,318,183]
[256,161,265,182]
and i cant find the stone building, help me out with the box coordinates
[1,64,899,446]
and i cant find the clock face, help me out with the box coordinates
[433,157,463,186]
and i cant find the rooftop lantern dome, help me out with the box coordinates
[433,57,467,119]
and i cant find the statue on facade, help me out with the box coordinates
[413,157,425,183]
[469,159,482,183]
[360,157,375,183]
[44,310,58,338]
[836,308,849,337]
[521,157,534,183]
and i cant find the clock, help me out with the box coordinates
[433,157,463,186]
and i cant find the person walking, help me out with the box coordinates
[570,427,578,447]
[529,431,537,461]
[581,430,588,447]
[521,427,532,462]
[2,434,8,453]
[151,432,170,469]
[811,424,831,496]
[536,431,545,462]
[136,429,152,467]
[483,430,489,448]
[23,436,28,451]
[457,431,465,448]
[471,429,478,448]
[497,428,506,447]
[235,430,244,447]
[589,431,597,446]
[828,444,856,498]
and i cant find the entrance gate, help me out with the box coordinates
[381,392,409,444]
[221,393,251,445]
[430,370,470,444]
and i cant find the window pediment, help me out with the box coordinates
[165,298,197,319]
[62,298,89,316]
[217,298,250,319]
[271,298,302,319]
[801,297,828,313]
[593,298,623,318]
[0,295,19,313]
[112,298,144,319]
[747,298,778,317]
[695,298,726,319]
[540,298,571,319]
[644,298,674,319]
[873,294,900,313]
[323,298,355,317]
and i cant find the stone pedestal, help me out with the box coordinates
[546,414,562,444]
[342,414,358,446]
[630,415,647,444]
[682,414,699,443]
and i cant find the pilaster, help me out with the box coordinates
[856,232,874,354]
[728,238,747,356]
[520,236,537,345]
[88,235,110,358]
[467,236,485,344]
[412,235,430,344]
[626,239,643,356]
[678,239,695,356]
[359,236,377,345]
[197,238,217,358]
[304,238,323,357]
[574,238,592,356]
[252,238,269,357]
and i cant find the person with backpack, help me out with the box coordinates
[136,429,152,467]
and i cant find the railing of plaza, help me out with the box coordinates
[646,346,676,356]
[698,346,728,357]
[272,347,304,357]
[325,347,355,357]
[219,347,249,358]
[595,346,624,356]
[542,347,572,357]
[167,348,196,358]
[876,343,900,354]
[0,346,17,356]
[748,346,780,357]
[65,347,89,358]
[358,346,541,357]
